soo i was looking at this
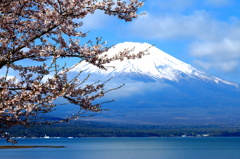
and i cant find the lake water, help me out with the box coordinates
[1,137,240,159]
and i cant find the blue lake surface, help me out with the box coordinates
[1,137,240,159]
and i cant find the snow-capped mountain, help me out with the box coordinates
[69,42,240,125]
[72,42,237,87]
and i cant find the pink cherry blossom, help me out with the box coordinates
[0,0,146,143]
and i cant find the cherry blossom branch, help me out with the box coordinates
[0,0,146,142]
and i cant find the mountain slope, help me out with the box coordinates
[72,42,237,86]
[69,42,240,125]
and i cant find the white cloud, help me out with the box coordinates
[205,0,233,7]
[190,39,240,60]
[154,0,194,11]
[189,24,240,73]
[102,80,170,99]
[127,10,226,40]
[77,10,116,31]
[194,60,239,72]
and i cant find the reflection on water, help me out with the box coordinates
[0,137,240,159]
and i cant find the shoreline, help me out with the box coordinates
[0,145,65,149]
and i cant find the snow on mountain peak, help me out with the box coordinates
[72,42,238,86]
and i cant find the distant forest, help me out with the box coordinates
[4,121,240,138]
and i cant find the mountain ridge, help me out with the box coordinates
[72,42,238,87]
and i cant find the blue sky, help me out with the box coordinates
[80,0,240,83]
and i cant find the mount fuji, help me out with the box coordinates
[71,42,240,125]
